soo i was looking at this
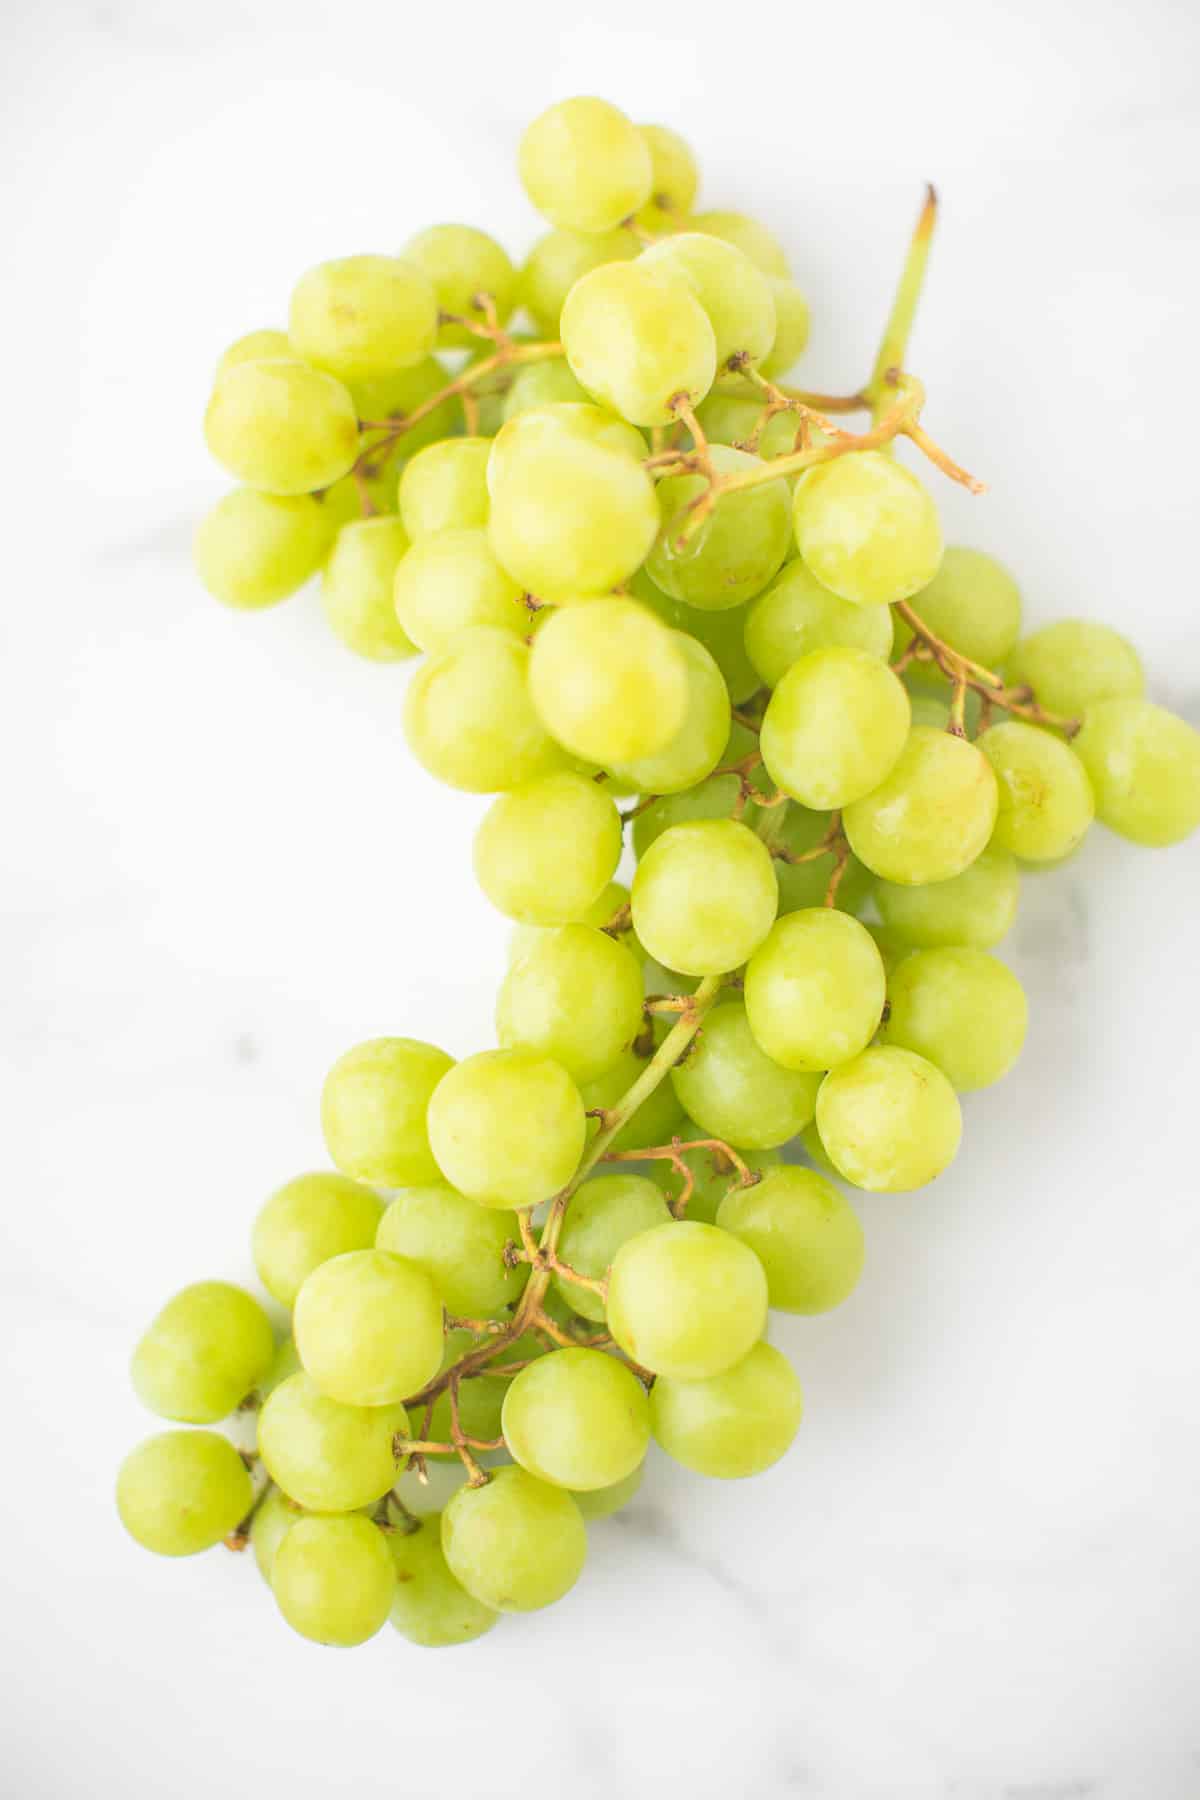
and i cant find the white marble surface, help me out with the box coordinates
[5,1,1200,1794]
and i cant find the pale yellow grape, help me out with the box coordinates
[760,279,811,376]
[979,721,1095,862]
[647,1131,782,1226]
[252,1172,384,1310]
[293,1249,443,1406]
[897,546,1022,669]
[761,647,910,808]
[671,1001,821,1148]
[562,260,717,428]
[272,1514,395,1647]
[403,627,562,793]
[690,210,790,276]
[609,632,730,794]
[772,806,872,917]
[875,844,1020,949]
[474,771,621,926]
[636,122,699,226]
[487,401,648,492]
[1005,620,1145,719]
[257,1371,407,1512]
[215,327,292,375]
[792,451,943,606]
[519,97,652,233]
[426,1048,585,1211]
[1073,699,1200,847]
[497,924,643,1084]
[194,489,333,610]
[288,255,438,382]
[131,1281,275,1424]
[402,224,516,347]
[517,227,638,335]
[843,726,999,884]
[116,1431,253,1557]
[322,516,417,660]
[321,1036,454,1187]
[442,1465,587,1613]
[717,1166,865,1314]
[572,1465,644,1520]
[250,1486,303,1584]
[398,438,493,539]
[744,908,886,1072]
[606,1220,768,1380]
[502,1348,650,1490]
[529,598,689,763]
[650,1341,802,1479]
[205,360,359,495]
[632,818,778,976]
[882,947,1028,1091]
[393,527,524,652]
[552,1174,672,1323]
[745,560,892,688]
[650,445,792,609]
[377,1186,527,1319]
[580,1046,686,1156]
[816,1045,962,1191]
[500,358,590,419]
[639,232,777,367]
[387,1516,499,1647]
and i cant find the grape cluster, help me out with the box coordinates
[120,96,1200,1651]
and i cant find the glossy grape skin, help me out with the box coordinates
[1005,620,1145,719]
[650,446,792,610]
[874,843,1020,950]
[717,1166,865,1314]
[580,1046,687,1155]
[194,489,334,610]
[609,632,731,794]
[116,1431,252,1557]
[441,1466,587,1613]
[258,1372,407,1512]
[772,805,872,917]
[519,97,652,232]
[249,1486,303,1584]
[426,1048,585,1211]
[131,1281,275,1424]
[215,327,292,375]
[497,924,643,1084]
[488,400,647,489]
[606,1220,768,1380]
[690,210,790,276]
[882,947,1028,1091]
[744,909,886,1073]
[979,722,1095,863]
[404,628,561,794]
[252,1172,384,1310]
[501,358,591,419]
[392,526,524,653]
[635,123,698,224]
[272,1514,395,1647]
[288,255,438,382]
[843,726,999,885]
[632,770,756,860]
[671,1001,821,1148]
[650,1341,802,1478]
[204,360,359,496]
[502,1348,650,1491]
[816,1046,962,1191]
[792,452,943,607]
[387,1516,499,1647]
[572,1465,644,1519]
[321,1037,453,1188]
[561,260,717,428]
[744,559,893,688]
[897,547,1023,669]
[632,818,778,976]
[402,225,516,347]
[293,1249,443,1407]
[507,879,633,967]
[647,1129,781,1225]
[529,598,689,764]
[398,438,493,539]
[760,279,811,376]
[517,227,638,335]
[672,597,761,702]
[639,232,777,368]
[379,1187,526,1323]
[474,772,622,926]
[761,647,911,809]
[553,1174,673,1323]
[1073,699,1200,848]
[322,516,417,660]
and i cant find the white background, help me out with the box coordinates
[4,1,1199,1794]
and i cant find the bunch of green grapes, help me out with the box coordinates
[120,96,1200,1652]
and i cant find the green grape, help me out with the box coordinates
[561,260,717,428]
[745,559,893,687]
[249,1486,303,1584]
[792,451,943,606]
[205,361,359,496]
[393,526,525,652]
[501,357,590,419]
[252,1172,383,1310]
[517,227,638,335]
[580,1046,687,1154]
[761,647,911,808]
[258,1371,407,1512]
[675,598,761,702]
[402,225,516,347]
[1005,620,1145,719]
[497,924,643,1084]
[843,726,999,884]
[288,254,438,382]
[473,771,622,925]
[572,1464,644,1520]
[671,1001,821,1148]
[131,1281,274,1424]
[606,1220,767,1379]
[322,516,417,661]
[816,1045,962,1191]
[529,598,689,763]
[403,628,562,793]
[487,400,647,490]
[632,770,756,859]
[609,632,730,794]
[799,1116,841,1180]
[441,1465,587,1612]
[650,445,792,610]
[502,1348,650,1490]
[772,806,872,917]
[979,721,1095,862]
[635,123,698,228]
[272,1513,395,1647]
[519,97,652,233]
[647,1129,781,1225]
[863,921,912,977]
[387,1515,499,1647]
[344,356,460,460]
[398,438,493,539]
[193,488,334,610]
[894,546,1022,670]
[215,327,292,375]
[116,1431,252,1557]
[293,1249,443,1407]
[426,1048,585,1211]
[882,947,1028,1091]
[639,232,777,367]
[650,1341,802,1478]
[743,908,886,1072]
[1072,699,1200,848]
[632,818,778,976]
[321,1036,453,1186]
[689,210,790,276]
[875,844,1020,949]
[376,1186,528,1319]
[552,1173,673,1323]
[760,279,811,376]
[259,1334,301,1398]
[716,1166,865,1314]
[507,879,633,967]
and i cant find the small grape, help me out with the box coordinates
[474,772,622,926]
[529,598,689,764]
[760,279,811,377]
[502,1348,650,1491]
[401,225,516,348]
[215,327,291,375]
[398,438,493,539]
[403,627,562,793]
[792,451,943,606]
[131,1281,275,1424]
[843,726,999,885]
[572,1465,644,1520]
[717,1166,865,1314]
[1072,699,1200,848]
[760,647,911,808]
[553,1173,673,1323]
[288,254,438,382]
[979,721,1095,863]
[257,1371,408,1512]
[441,1465,587,1612]
[502,358,590,420]
[393,526,525,652]
[743,908,886,1072]
[1005,620,1145,719]
[272,1514,395,1647]
[561,260,717,427]
[426,1048,585,1211]
[606,1220,768,1380]
[376,1186,528,1320]
[635,123,699,227]
[875,844,1020,949]
[639,231,778,368]
[293,1249,444,1407]
[252,1172,384,1310]
[897,547,1023,669]
[609,632,731,795]
[882,947,1028,1091]
[650,1341,802,1479]
[650,445,792,610]
[580,1046,687,1155]
[116,1431,252,1557]
[690,210,790,276]
[497,924,643,1084]
[322,515,417,661]
[193,489,334,610]
[671,1001,822,1148]
[321,1036,453,1187]
[387,1515,499,1647]
[519,97,652,233]
[816,1045,962,1191]
[632,818,778,976]
[744,559,893,688]
[517,227,638,336]
[204,360,359,496]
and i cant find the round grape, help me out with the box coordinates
[609,631,731,794]
[387,1514,498,1647]
[671,1001,821,1148]
[474,772,622,926]
[606,1220,768,1380]
[1072,699,1200,848]
[403,627,561,793]
[816,1045,962,1191]
[553,1174,672,1323]
[194,489,334,610]
[293,1248,443,1407]
[650,1341,802,1478]
[979,721,1095,863]
[321,1036,453,1187]
[116,1431,252,1557]
[402,225,516,348]
[441,1465,587,1612]
[497,924,643,1084]
[204,360,359,496]
[760,279,811,377]
[561,260,717,428]
[322,515,417,660]
[1005,620,1145,719]
[502,1348,650,1491]
[761,647,911,808]
[897,547,1023,669]
[650,445,792,610]
[272,1513,395,1647]
[257,1371,407,1512]
[632,818,778,976]
[843,725,999,884]
[519,97,652,233]
[393,526,525,652]
[529,597,689,764]
[689,210,789,276]
[639,232,777,368]
[252,1172,384,1310]
[249,1486,302,1585]
[717,1166,865,1314]
[215,327,291,375]
[398,438,493,539]
[572,1465,644,1520]
[635,123,698,227]
[744,908,886,1072]
[792,451,943,606]
[517,227,638,336]
[131,1281,275,1424]
[376,1185,528,1320]
[745,559,893,688]
[288,254,438,383]
[874,843,1020,949]
[426,1048,585,1211]
[882,947,1028,1091]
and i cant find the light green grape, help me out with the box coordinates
[896,547,1022,668]
[402,225,516,347]
[674,597,761,702]
[843,725,999,884]
[272,1513,395,1647]
[650,1341,802,1478]
[529,598,689,763]
[690,210,790,276]
[131,1281,274,1424]
[519,96,652,232]
[671,1001,821,1148]
[387,1515,499,1647]
[205,361,359,496]
[650,445,792,610]
[772,806,872,917]
[632,818,778,976]
[609,632,730,794]
[606,1220,767,1379]
[572,1464,644,1519]
[760,279,811,376]
[404,627,562,793]
[376,1186,528,1319]
[257,1371,407,1512]
[497,924,643,1083]
[473,772,622,925]
[502,1348,650,1490]
[194,489,334,610]
[636,122,698,223]
[745,559,893,687]
[580,1046,687,1155]
[288,255,438,382]
[252,1172,384,1310]
[487,400,647,490]
[816,1045,962,1191]
[561,260,717,428]
[215,327,292,375]
[259,1335,302,1399]
[321,1037,453,1187]
[799,1116,842,1180]
[293,1249,443,1406]
[1006,620,1144,719]
[426,1048,585,1210]
[507,879,633,967]
[882,947,1028,1091]
[442,1465,587,1612]
[875,844,1020,949]
[761,647,911,808]
[517,227,638,335]
[647,1130,781,1225]
[249,1486,303,1585]
[716,1166,865,1313]
[344,356,460,459]
[792,452,943,606]
[639,232,777,367]
[393,526,525,652]
[553,1173,673,1323]
[864,922,912,977]
[743,908,886,1072]
[632,767,758,859]
[116,1431,252,1557]
[322,516,417,660]
[501,358,590,419]
[398,438,493,539]
[979,721,1095,862]
[1072,699,1200,848]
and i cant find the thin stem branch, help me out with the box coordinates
[867,184,937,423]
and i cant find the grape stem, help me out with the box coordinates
[866,184,938,424]
[605,1134,760,1219]
[894,600,1082,737]
[352,338,564,464]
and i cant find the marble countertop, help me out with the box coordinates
[5,1,1199,1795]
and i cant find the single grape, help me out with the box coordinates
[979,721,1095,862]
[561,260,717,428]
[131,1281,275,1424]
[517,227,638,336]
[606,1220,767,1380]
[387,1514,499,1647]
[646,1129,781,1225]
[1005,620,1145,719]
[792,451,943,606]
[519,97,652,232]
[650,1341,802,1478]
[215,327,292,375]
[572,1464,644,1519]
[717,1166,865,1313]
[639,232,777,368]
[528,598,689,764]
[272,1513,395,1647]
[474,772,622,926]
[441,1465,587,1612]
[502,1348,650,1491]
[580,1045,687,1155]
[403,627,562,793]
[116,1431,252,1557]
[760,279,811,377]
[553,1173,673,1323]
[204,361,359,496]
[689,210,790,276]
[257,1371,408,1512]
[1072,699,1200,848]
[632,818,778,976]
[650,445,792,610]
[293,1249,444,1406]
[843,725,999,884]
[288,254,438,382]
[744,559,892,688]
[377,1185,528,1319]
[635,123,698,226]
[609,632,731,794]
[816,1045,962,1191]
[882,947,1028,1091]
[392,526,525,652]
[497,924,643,1084]
[194,489,334,610]
[671,1001,821,1148]
[501,357,590,419]
[426,1048,585,1211]
[401,225,516,347]
[761,647,911,808]
[799,1116,842,1180]
[874,844,1020,949]
[487,400,647,491]
[398,438,493,539]
[322,516,417,660]
[321,1036,453,1187]
[252,1172,383,1310]
[743,908,886,1072]
[771,805,872,917]
[895,547,1022,669]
